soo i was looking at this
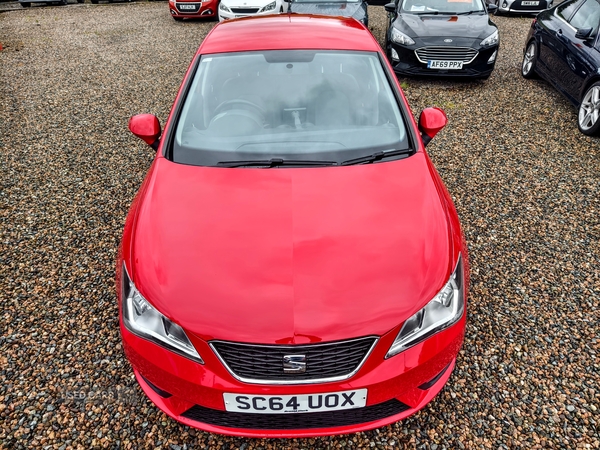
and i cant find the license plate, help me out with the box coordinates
[522,1,539,4]
[223,389,367,414]
[427,60,464,70]
[179,4,196,8]
[235,14,248,17]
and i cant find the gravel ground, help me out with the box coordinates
[1,4,599,449]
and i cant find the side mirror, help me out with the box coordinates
[418,107,447,147]
[575,27,593,40]
[128,114,161,150]
[384,2,396,12]
[487,3,498,13]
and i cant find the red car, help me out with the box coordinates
[119,15,468,438]
[168,0,218,20]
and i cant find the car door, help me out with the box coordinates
[537,0,584,96]
[559,0,600,101]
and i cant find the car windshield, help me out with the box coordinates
[401,0,485,14]
[172,50,410,167]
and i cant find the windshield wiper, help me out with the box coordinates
[341,149,413,166]
[454,10,481,14]
[216,158,337,168]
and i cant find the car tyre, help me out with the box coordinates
[578,82,600,136]
[21,1,31,5]
[521,41,538,79]
[91,0,98,3]
[173,16,183,20]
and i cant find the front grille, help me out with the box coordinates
[415,46,478,64]
[510,0,547,10]
[211,337,377,383]
[230,7,259,13]
[181,399,409,430]
[175,2,200,12]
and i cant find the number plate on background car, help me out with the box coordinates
[223,389,367,414]
[179,4,196,8]
[427,60,464,70]
[522,1,539,5]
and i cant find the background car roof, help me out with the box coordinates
[197,14,381,55]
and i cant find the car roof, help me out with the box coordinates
[197,14,381,55]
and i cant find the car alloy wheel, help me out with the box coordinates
[521,42,537,79]
[578,82,600,136]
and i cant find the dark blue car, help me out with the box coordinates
[522,0,600,136]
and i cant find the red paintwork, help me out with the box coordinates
[418,107,448,139]
[118,14,468,437]
[128,114,161,147]
[168,0,218,20]
[198,15,381,56]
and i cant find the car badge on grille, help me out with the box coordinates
[444,39,453,43]
[283,354,306,374]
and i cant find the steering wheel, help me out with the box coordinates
[209,99,267,134]
[213,99,267,122]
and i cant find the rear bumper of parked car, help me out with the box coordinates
[121,314,465,437]
[389,44,498,78]
[497,0,552,14]
[169,0,218,18]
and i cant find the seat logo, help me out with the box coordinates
[283,355,306,374]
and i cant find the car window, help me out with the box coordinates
[569,0,600,31]
[401,0,485,14]
[556,0,585,21]
[172,51,410,167]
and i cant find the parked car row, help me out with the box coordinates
[168,0,370,22]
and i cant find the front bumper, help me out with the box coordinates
[497,0,551,14]
[389,43,498,78]
[121,314,465,437]
[169,0,217,18]
[218,2,283,21]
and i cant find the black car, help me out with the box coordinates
[383,0,500,79]
[521,0,600,136]
[289,0,369,26]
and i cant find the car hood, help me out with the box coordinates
[396,13,495,43]
[130,155,455,344]
[289,1,362,17]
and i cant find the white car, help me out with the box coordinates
[487,0,552,15]
[218,0,287,20]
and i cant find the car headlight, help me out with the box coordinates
[386,255,465,358]
[219,2,231,12]
[121,265,203,364]
[391,27,415,46]
[481,30,499,47]
[260,0,276,11]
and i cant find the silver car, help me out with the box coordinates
[487,0,552,14]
